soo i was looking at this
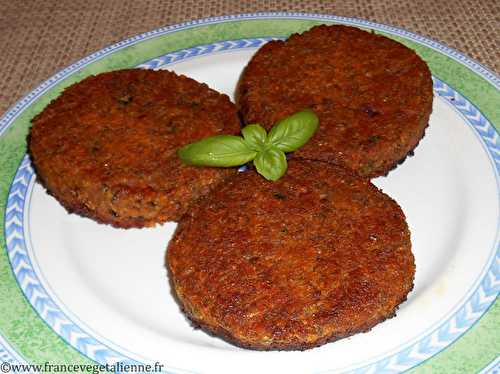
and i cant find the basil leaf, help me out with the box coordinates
[253,147,287,182]
[267,109,319,152]
[241,124,267,151]
[178,135,257,167]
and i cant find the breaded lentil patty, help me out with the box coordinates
[236,25,433,177]
[167,160,415,350]
[29,69,241,228]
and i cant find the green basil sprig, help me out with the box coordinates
[178,109,319,181]
[177,135,257,167]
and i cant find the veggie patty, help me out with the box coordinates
[236,24,433,177]
[167,160,415,350]
[29,69,241,228]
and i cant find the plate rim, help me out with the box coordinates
[8,71,500,373]
[0,12,499,374]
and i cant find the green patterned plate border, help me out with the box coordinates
[0,13,498,373]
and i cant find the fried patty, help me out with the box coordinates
[29,69,241,228]
[167,160,415,350]
[236,25,433,177]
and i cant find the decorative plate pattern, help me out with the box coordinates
[4,36,500,373]
[0,13,498,374]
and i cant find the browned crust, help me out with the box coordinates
[28,69,241,228]
[167,160,415,350]
[174,292,411,351]
[236,24,433,178]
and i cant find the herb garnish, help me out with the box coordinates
[178,109,319,181]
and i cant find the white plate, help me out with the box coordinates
[3,14,499,374]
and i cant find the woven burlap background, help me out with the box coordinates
[0,0,498,116]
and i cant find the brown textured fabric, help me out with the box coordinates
[0,0,498,116]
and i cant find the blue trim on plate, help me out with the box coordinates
[3,37,500,374]
[0,334,26,365]
[136,37,281,69]
[478,357,500,374]
[0,334,39,373]
[336,79,500,374]
[0,13,498,373]
[3,159,151,373]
